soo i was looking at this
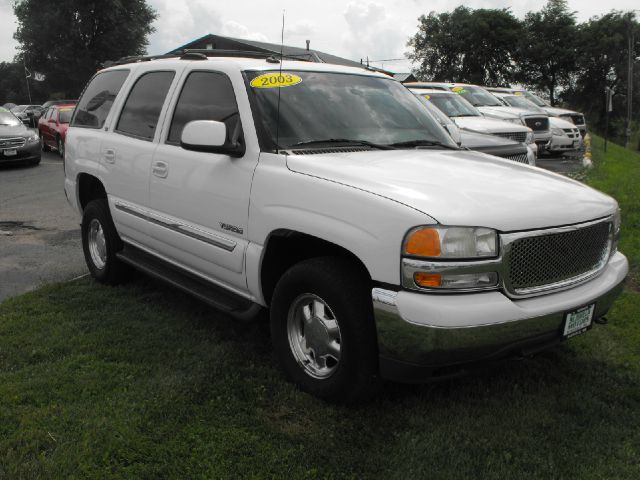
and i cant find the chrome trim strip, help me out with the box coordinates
[402,216,615,299]
[115,202,237,252]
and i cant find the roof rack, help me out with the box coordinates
[103,49,315,68]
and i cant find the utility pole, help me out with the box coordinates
[625,22,634,149]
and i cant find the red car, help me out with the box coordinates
[38,103,76,157]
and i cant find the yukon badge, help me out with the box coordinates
[220,222,243,235]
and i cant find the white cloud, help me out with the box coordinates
[0,0,18,61]
[221,21,269,42]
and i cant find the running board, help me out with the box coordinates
[117,244,262,322]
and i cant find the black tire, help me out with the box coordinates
[39,132,50,152]
[30,155,41,166]
[81,198,131,285]
[270,256,379,403]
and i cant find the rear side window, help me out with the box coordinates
[72,70,129,128]
[167,71,239,144]
[116,71,175,140]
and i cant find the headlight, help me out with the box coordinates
[26,133,39,143]
[503,117,523,125]
[612,208,621,255]
[404,226,498,259]
[525,131,534,143]
[551,128,564,136]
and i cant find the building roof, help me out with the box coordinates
[393,73,417,83]
[169,34,393,75]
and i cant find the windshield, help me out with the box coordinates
[11,105,27,113]
[452,86,503,107]
[245,70,457,150]
[426,93,481,118]
[58,109,73,123]
[504,95,545,112]
[0,112,21,126]
[521,92,547,107]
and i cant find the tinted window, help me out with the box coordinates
[116,71,175,140]
[59,109,74,123]
[167,71,239,144]
[72,70,129,128]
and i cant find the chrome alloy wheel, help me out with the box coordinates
[87,218,107,269]
[287,293,342,379]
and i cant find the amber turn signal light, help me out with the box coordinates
[414,272,442,288]
[405,228,441,257]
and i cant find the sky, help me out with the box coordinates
[1,0,639,73]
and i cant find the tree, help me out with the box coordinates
[13,0,156,100]
[514,0,578,105]
[407,6,522,85]
[564,11,640,136]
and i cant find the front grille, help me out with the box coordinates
[508,221,611,293]
[502,153,529,164]
[571,115,585,125]
[493,131,527,143]
[562,128,580,139]
[524,117,549,131]
[0,137,26,149]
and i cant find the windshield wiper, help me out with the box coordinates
[289,138,396,150]
[390,139,459,150]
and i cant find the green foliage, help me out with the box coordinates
[514,0,578,104]
[407,6,522,85]
[12,0,157,100]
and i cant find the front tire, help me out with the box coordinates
[270,257,379,403]
[81,199,130,285]
[39,133,50,152]
[57,136,64,158]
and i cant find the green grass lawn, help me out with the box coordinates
[1,136,639,479]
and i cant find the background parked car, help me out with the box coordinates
[0,107,41,166]
[10,104,44,128]
[38,103,76,157]
[41,99,78,110]
[486,87,587,137]
[2,102,17,110]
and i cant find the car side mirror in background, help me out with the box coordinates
[180,120,245,157]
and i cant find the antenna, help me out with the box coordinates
[275,10,285,154]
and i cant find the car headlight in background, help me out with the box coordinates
[404,226,498,259]
[551,128,564,136]
[503,117,523,125]
[612,207,621,255]
[26,133,39,143]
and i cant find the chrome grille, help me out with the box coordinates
[524,116,549,131]
[493,131,527,143]
[508,221,611,293]
[503,153,529,164]
[0,137,26,149]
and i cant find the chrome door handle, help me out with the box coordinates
[152,160,168,178]
[103,148,116,164]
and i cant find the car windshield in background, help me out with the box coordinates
[0,111,21,126]
[11,105,27,113]
[521,92,547,107]
[504,95,545,113]
[58,109,73,123]
[427,93,482,117]
[453,86,503,107]
[245,71,457,151]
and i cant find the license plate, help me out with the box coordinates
[563,304,595,338]
[3,149,17,156]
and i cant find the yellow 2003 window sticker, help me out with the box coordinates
[250,73,302,88]
[423,94,431,100]
[451,86,466,94]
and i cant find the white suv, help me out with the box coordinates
[64,53,628,402]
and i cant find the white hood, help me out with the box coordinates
[544,106,579,116]
[286,149,615,232]
[549,117,578,129]
[453,116,530,134]
[478,105,545,120]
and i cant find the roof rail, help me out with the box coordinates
[102,49,316,68]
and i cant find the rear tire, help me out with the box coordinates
[57,136,64,158]
[81,199,131,285]
[270,256,379,403]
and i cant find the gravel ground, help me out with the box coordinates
[0,151,86,302]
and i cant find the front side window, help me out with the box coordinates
[116,71,175,140]
[245,71,456,151]
[167,71,240,144]
[428,94,482,118]
[504,95,545,112]
[72,69,129,128]
[453,86,503,107]
[58,109,73,124]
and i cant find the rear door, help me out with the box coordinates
[101,67,181,245]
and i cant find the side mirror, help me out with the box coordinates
[180,120,245,157]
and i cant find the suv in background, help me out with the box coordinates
[65,53,627,402]
[406,82,552,152]
[486,87,587,137]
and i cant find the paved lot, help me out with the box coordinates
[0,151,86,302]
[0,149,586,303]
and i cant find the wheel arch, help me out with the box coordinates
[259,229,372,306]
[77,173,107,212]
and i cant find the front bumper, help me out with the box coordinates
[0,140,40,163]
[549,134,583,153]
[373,252,628,382]
[533,131,552,151]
